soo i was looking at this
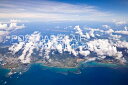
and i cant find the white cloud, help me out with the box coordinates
[124,26,128,31]
[87,39,123,60]
[105,29,114,34]
[0,31,9,42]
[74,25,95,39]
[9,42,25,54]
[115,41,128,49]
[102,25,111,29]
[0,20,25,42]
[79,46,90,56]
[0,1,112,21]
[84,57,96,63]
[74,25,84,36]
[0,23,8,29]
[115,30,128,35]
[110,34,121,39]
[9,31,79,63]
[112,19,127,25]
[89,29,95,37]
[0,19,25,30]
[9,32,41,63]
[8,25,128,64]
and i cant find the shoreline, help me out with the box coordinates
[0,61,128,76]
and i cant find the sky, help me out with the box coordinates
[0,0,128,22]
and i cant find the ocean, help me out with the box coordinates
[0,63,128,85]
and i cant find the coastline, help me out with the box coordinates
[0,61,128,76]
[32,61,127,74]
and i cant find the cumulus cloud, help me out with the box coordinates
[74,25,84,36]
[73,25,127,62]
[89,29,95,37]
[9,32,41,63]
[105,29,114,34]
[9,42,25,54]
[115,41,128,49]
[110,34,121,39]
[87,39,124,60]
[8,25,128,64]
[78,46,90,56]
[0,20,25,42]
[9,25,94,64]
[102,25,111,29]
[74,25,95,39]
[0,31,9,42]
[0,23,8,29]
[87,24,128,38]
[124,26,128,31]
[115,30,128,35]
[9,31,78,63]
[0,19,25,30]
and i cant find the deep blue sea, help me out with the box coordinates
[0,63,128,85]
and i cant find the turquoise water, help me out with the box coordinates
[0,62,128,85]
